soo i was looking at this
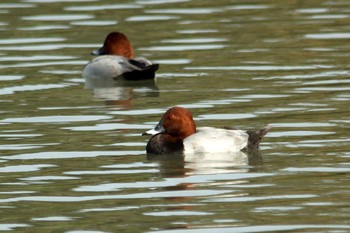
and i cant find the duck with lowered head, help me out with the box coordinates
[83,32,159,81]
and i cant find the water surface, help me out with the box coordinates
[1,0,350,232]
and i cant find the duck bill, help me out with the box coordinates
[91,47,105,55]
[142,120,165,136]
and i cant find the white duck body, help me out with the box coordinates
[82,55,152,80]
[183,127,249,154]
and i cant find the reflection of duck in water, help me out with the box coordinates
[146,132,264,220]
[82,32,159,103]
[143,106,271,155]
[85,78,159,102]
[147,144,263,176]
[83,31,159,81]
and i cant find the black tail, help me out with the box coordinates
[245,125,272,151]
[115,64,159,81]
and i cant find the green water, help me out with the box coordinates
[0,0,350,232]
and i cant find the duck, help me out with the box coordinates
[82,32,159,81]
[143,106,271,155]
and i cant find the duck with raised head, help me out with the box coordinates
[143,107,271,155]
[83,32,159,81]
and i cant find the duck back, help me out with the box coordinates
[183,127,249,154]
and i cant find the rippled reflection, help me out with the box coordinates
[84,76,159,102]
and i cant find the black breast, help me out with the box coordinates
[146,134,184,155]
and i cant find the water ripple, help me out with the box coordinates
[146,8,222,14]
[153,59,192,64]
[0,191,35,194]
[79,206,139,213]
[0,115,111,123]
[272,122,336,127]
[22,14,94,21]
[101,162,157,169]
[0,224,30,231]
[296,86,350,92]
[296,8,328,14]
[73,172,271,192]
[0,190,231,203]
[18,25,70,30]
[126,15,180,21]
[24,0,96,2]
[0,3,34,8]
[144,210,213,216]
[152,225,350,233]
[20,176,79,181]
[282,167,350,172]
[70,20,117,26]
[0,55,77,61]
[186,65,333,71]
[197,113,256,120]
[257,70,349,80]
[0,164,56,173]
[0,75,24,81]
[0,84,70,95]
[66,169,158,175]
[253,206,303,212]
[0,133,42,138]
[31,216,74,221]
[1,151,143,160]
[206,194,317,203]
[0,43,99,51]
[140,44,226,51]
[305,33,350,39]
[65,4,141,11]
[309,14,349,19]
[63,123,149,131]
[227,5,270,10]
[0,143,57,150]
[0,38,65,44]
[162,38,227,43]
[177,29,218,34]
[268,131,335,137]
[136,0,190,4]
